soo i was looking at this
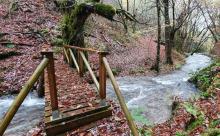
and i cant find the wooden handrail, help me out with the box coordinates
[63,45,138,135]
[79,51,99,90]
[63,48,71,64]
[64,45,98,53]
[102,57,139,136]
[0,58,49,135]
[69,49,79,72]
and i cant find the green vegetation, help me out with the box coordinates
[175,131,187,136]
[201,128,220,136]
[94,3,116,20]
[183,102,200,117]
[129,67,145,74]
[51,37,64,47]
[111,67,122,76]
[182,102,205,132]
[175,63,182,69]
[6,43,15,48]
[210,119,220,128]
[138,127,152,136]
[189,60,220,91]
[131,107,151,125]
[171,60,220,135]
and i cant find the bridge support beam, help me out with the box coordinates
[41,51,59,119]
[99,51,108,105]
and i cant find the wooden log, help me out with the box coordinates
[79,51,99,90]
[0,58,49,135]
[102,57,139,136]
[45,108,112,136]
[78,51,84,77]
[64,45,98,53]
[66,47,73,66]
[99,52,108,100]
[41,52,58,111]
[63,47,70,64]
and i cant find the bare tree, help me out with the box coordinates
[197,1,220,43]
[152,0,161,72]
[162,0,197,64]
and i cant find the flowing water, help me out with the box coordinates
[106,53,212,125]
[0,93,44,136]
[0,53,211,135]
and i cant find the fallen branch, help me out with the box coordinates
[0,31,49,44]
[0,42,33,46]
[0,51,21,60]
[102,34,111,43]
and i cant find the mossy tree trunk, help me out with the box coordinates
[62,2,116,66]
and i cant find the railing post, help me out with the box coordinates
[41,51,59,119]
[98,51,108,102]
[78,51,84,77]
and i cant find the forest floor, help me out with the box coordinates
[0,0,187,136]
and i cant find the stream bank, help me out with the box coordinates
[107,53,212,126]
[152,58,220,136]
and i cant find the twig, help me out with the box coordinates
[102,34,110,43]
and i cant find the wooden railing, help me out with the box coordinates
[63,45,139,136]
[0,51,57,135]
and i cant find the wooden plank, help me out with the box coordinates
[45,103,90,117]
[45,104,110,126]
[45,108,112,136]
[64,45,98,53]
[78,51,84,77]
[63,48,70,64]
[99,52,108,100]
[42,52,58,111]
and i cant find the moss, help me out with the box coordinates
[202,128,220,136]
[189,60,220,91]
[112,67,122,76]
[131,107,151,125]
[186,115,204,131]
[53,46,63,54]
[175,131,188,136]
[183,102,205,131]
[51,37,64,46]
[210,119,220,128]
[129,67,145,74]
[94,3,116,20]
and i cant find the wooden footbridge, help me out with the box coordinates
[0,45,138,136]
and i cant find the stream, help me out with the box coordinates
[0,93,44,136]
[106,53,212,125]
[0,53,211,135]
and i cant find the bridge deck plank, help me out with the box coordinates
[44,58,111,136]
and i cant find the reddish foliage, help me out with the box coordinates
[0,0,60,95]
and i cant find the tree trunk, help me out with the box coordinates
[62,3,116,66]
[164,0,173,65]
[153,0,161,72]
